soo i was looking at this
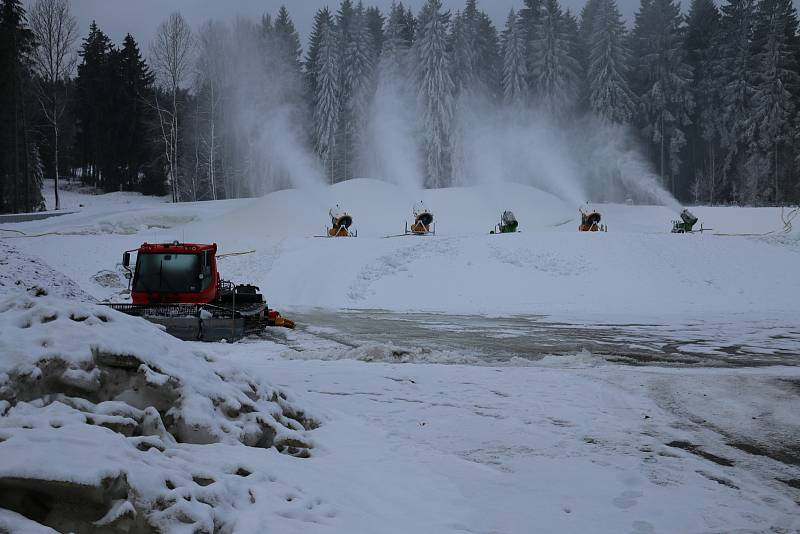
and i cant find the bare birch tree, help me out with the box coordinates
[196,21,229,201]
[29,0,77,211]
[151,11,194,203]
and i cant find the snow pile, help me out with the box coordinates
[0,293,317,532]
[0,242,89,301]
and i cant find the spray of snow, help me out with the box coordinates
[362,82,682,211]
[363,75,426,192]
[211,18,326,197]
[452,100,588,205]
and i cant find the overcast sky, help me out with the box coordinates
[23,0,800,54]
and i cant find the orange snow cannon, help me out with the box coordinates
[579,206,607,232]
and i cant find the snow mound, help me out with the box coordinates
[0,294,318,532]
[0,242,89,301]
[186,178,576,243]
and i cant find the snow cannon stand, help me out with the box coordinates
[579,206,607,232]
[491,210,519,234]
[325,206,357,237]
[671,208,707,233]
[406,202,435,236]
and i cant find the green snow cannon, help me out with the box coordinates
[671,209,699,233]
[492,210,519,234]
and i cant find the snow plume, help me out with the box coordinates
[450,97,681,210]
[451,98,588,205]
[196,17,325,198]
[362,71,425,191]
[575,118,683,211]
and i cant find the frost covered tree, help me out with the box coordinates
[502,10,528,105]
[314,20,340,183]
[273,6,303,71]
[414,0,454,187]
[365,6,385,61]
[344,2,376,177]
[630,0,694,193]
[685,0,720,203]
[379,2,410,80]
[708,0,757,198]
[450,0,498,97]
[529,0,582,114]
[585,0,634,124]
[750,0,799,202]
[306,7,334,98]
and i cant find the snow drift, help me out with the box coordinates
[0,292,317,532]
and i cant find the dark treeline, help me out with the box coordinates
[1,0,799,214]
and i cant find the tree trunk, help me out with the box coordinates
[709,145,715,205]
[53,96,60,210]
[774,141,779,205]
[660,114,665,189]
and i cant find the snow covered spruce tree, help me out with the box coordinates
[306,7,335,100]
[414,0,454,188]
[450,0,500,98]
[703,0,759,202]
[314,18,341,184]
[584,0,635,124]
[749,0,800,202]
[331,0,356,182]
[528,0,582,115]
[379,2,410,80]
[685,0,721,203]
[449,0,499,182]
[344,2,376,178]
[502,9,529,106]
[629,0,694,194]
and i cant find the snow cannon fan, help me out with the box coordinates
[671,208,703,233]
[406,201,435,235]
[492,210,519,234]
[579,205,606,232]
[327,205,357,237]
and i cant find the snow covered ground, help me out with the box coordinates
[0,180,798,532]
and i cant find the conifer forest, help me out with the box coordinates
[2,0,800,213]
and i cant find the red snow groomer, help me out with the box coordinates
[105,242,294,342]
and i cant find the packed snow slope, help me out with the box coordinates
[9,178,799,323]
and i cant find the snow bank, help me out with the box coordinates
[0,242,89,301]
[0,293,317,532]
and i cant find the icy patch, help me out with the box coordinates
[0,294,318,532]
[282,342,482,364]
[532,350,608,368]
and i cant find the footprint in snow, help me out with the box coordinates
[613,490,643,510]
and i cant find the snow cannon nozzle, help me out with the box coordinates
[405,201,435,235]
[579,204,606,232]
[680,208,698,227]
[493,210,519,234]
[326,205,356,237]
[671,208,700,233]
